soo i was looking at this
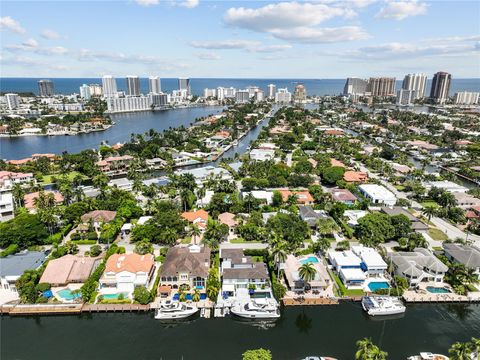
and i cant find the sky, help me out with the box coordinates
[1,0,479,78]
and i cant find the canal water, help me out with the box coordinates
[0,106,226,160]
[1,303,479,360]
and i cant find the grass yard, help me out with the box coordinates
[420,200,439,208]
[329,270,365,297]
[229,238,262,244]
[41,171,88,185]
[429,228,448,241]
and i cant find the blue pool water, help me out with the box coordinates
[173,293,207,301]
[300,256,319,265]
[368,282,390,291]
[57,289,82,301]
[426,286,451,294]
[102,292,129,300]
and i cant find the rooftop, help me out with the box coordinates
[0,251,47,277]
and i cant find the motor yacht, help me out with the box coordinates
[154,300,199,320]
[230,299,280,319]
[361,296,406,316]
[407,352,449,360]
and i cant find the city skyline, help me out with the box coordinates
[1,0,479,78]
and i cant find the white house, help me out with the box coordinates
[423,180,469,194]
[241,190,273,205]
[351,245,387,277]
[99,254,156,297]
[358,184,396,206]
[328,250,366,289]
[250,148,275,161]
[176,166,232,186]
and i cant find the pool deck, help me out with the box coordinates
[403,290,480,303]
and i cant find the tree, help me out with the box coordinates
[267,212,310,251]
[270,239,287,278]
[203,220,229,251]
[134,240,154,255]
[133,286,152,305]
[272,190,283,207]
[192,288,201,302]
[189,224,201,245]
[322,166,345,185]
[438,191,457,208]
[206,267,220,301]
[316,217,339,237]
[391,214,413,240]
[242,349,272,360]
[355,213,395,246]
[299,262,316,284]
[313,237,331,254]
[89,245,102,257]
[449,340,474,360]
[355,338,388,360]
[0,213,49,249]
[422,206,437,221]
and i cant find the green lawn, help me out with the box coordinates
[229,238,262,244]
[395,185,406,191]
[420,200,439,208]
[40,171,88,185]
[429,228,448,241]
[330,270,365,297]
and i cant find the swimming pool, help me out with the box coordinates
[426,286,451,294]
[299,256,319,265]
[173,293,207,301]
[57,289,82,301]
[368,282,390,291]
[102,292,129,300]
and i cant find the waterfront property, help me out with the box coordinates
[0,251,47,295]
[40,254,101,287]
[159,245,211,294]
[283,254,331,294]
[99,253,156,298]
[389,248,448,286]
[23,191,64,213]
[176,166,233,186]
[443,243,480,279]
[328,250,366,289]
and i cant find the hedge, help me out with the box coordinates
[0,244,19,258]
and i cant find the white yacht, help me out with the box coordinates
[407,352,449,360]
[230,299,280,319]
[154,300,199,320]
[302,357,338,360]
[361,296,406,316]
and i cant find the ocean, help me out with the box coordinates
[1,77,480,96]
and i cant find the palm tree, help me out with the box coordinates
[355,338,388,360]
[11,183,24,210]
[449,341,473,360]
[189,224,201,245]
[196,186,206,207]
[422,205,437,221]
[270,243,287,278]
[192,288,201,302]
[298,262,316,286]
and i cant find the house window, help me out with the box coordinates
[193,277,205,288]
[180,274,188,281]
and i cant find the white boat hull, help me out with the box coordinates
[362,296,406,316]
[230,308,280,319]
[154,307,199,320]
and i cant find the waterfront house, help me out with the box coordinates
[196,190,214,208]
[423,180,469,194]
[278,189,314,205]
[389,248,448,286]
[330,188,358,205]
[328,250,366,289]
[40,254,102,286]
[443,243,480,280]
[24,191,64,213]
[176,166,232,186]
[0,171,34,188]
[451,192,480,209]
[358,184,396,206]
[0,251,47,293]
[284,254,329,293]
[351,246,387,277]
[81,210,117,231]
[181,209,208,230]
[95,155,133,176]
[381,206,429,233]
[160,245,211,291]
[99,253,155,296]
[219,249,269,298]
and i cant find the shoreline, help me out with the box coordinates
[0,125,113,138]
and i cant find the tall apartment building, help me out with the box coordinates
[293,84,307,102]
[255,90,264,102]
[178,78,191,96]
[148,76,161,94]
[235,90,250,104]
[396,89,416,106]
[402,73,427,100]
[126,76,141,96]
[102,75,118,98]
[89,84,103,96]
[247,86,260,98]
[5,93,20,110]
[79,84,91,100]
[149,93,169,107]
[203,88,216,98]
[38,79,54,97]
[430,72,451,104]
[343,78,368,96]
[454,91,479,105]
[106,96,150,112]
[275,88,292,103]
[267,84,276,99]
[368,77,396,97]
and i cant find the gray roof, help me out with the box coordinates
[389,248,448,276]
[381,207,417,221]
[298,206,329,227]
[443,243,480,268]
[220,249,253,264]
[222,262,269,280]
[161,246,211,278]
[0,251,48,277]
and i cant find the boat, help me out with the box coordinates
[230,299,280,319]
[302,357,338,360]
[407,352,449,360]
[154,300,199,320]
[361,296,406,316]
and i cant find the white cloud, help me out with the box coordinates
[272,26,369,43]
[41,29,61,40]
[134,0,159,6]
[0,16,26,34]
[190,39,261,50]
[376,1,428,20]
[4,40,68,55]
[195,52,220,60]
[224,2,355,32]
[248,44,292,53]
[22,38,39,48]
[135,0,199,8]
[177,0,199,8]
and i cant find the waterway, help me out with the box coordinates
[1,303,479,360]
[0,106,226,160]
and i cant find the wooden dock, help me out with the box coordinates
[8,304,82,316]
[283,297,338,306]
[82,304,150,312]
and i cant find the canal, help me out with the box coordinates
[1,303,479,359]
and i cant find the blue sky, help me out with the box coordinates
[1,0,479,78]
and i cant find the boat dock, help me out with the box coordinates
[403,291,480,303]
[282,297,339,306]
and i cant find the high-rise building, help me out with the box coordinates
[38,79,54,97]
[126,76,141,96]
[267,84,276,99]
[178,78,191,96]
[396,89,416,106]
[235,90,250,104]
[5,93,20,110]
[89,84,103,96]
[453,91,479,105]
[430,72,451,104]
[255,90,264,102]
[203,88,216,98]
[293,84,307,103]
[343,78,368,96]
[275,88,292,103]
[247,86,259,98]
[149,93,169,107]
[102,75,118,98]
[79,84,91,100]
[106,95,150,112]
[402,73,427,100]
[148,76,161,94]
[368,77,396,97]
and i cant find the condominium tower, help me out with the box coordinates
[126,76,141,96]
[430,72,451,104]
[38,79,54,97]
[402,73,427,100]
[148,76,161,94]
[178,78,191,96]
[102,75,118,98]
[368,77,396,97]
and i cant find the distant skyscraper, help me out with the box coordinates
[5,93,20,110]
[255,90,264,102]
[343,78,368,95]
[102,75,118,98]
[396,89,416,106]
[203,88,216,98]
[235,90,250,104]
[368,77,396,97]
[293,84,307,102]
[275,88,292,103]
[267,84,276,99]
[402,73,427,100]
[38,79,54,97]
[178,78,191,96]
[247,86,259,98]
[453,91,479,105]
[430,72,451,104]
[79,84,91,100]
[89,84,103,96]
[126,76,141,96]
[148,76,161,94]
